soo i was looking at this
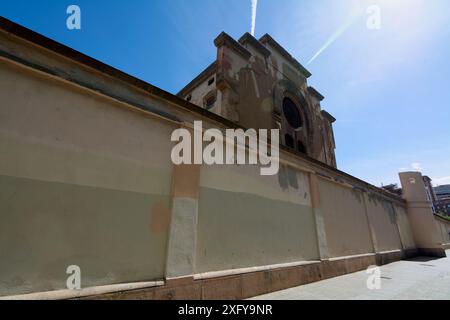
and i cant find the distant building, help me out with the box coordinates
[423,176,438,213]
[434,185,450,215]
[435,185,450,197]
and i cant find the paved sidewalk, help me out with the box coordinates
[251,251,450,300]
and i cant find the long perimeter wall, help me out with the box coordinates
[0,18,446,299]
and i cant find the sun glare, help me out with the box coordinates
[307,0,431,64]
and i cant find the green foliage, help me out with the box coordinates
[436,212,450,221]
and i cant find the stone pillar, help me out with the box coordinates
[399,172,446,257]
[308,173,330,260]
[165,164,201,279]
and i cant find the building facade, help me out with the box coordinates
[434,185,450,215]
[178,32,337,168]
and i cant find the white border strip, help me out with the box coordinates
[377,249,402,255]
[328,252,376,262]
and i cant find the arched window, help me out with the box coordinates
[282,97,303,129]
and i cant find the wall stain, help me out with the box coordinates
[150,202,170,234]
[350,188,363,204]
[277,165,299,191]
[368,193,397,224]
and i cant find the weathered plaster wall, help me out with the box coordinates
[196,164,319,273]
[365,195,402,252]
[436,217,450,245]
[395,205,416,250]
[0,60,174,296]
[317,178,374,257]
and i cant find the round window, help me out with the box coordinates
[282,98,303,129]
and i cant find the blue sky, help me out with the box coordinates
[1,0,449,187]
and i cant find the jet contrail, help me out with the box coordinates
[307,18,355,65]
[307,8,365,65]
[251,0,258,36]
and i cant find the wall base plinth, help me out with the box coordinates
[417,248,447,258]
[73,253,401,300]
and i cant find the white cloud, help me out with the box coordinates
[432,176,450,187]
[410,162,423,171]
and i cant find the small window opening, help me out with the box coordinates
[204,93,216,110]
[208,77,215,86]
[186,95,192,102]
[285,134,294,149]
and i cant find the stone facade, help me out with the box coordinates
[178,32,337,168]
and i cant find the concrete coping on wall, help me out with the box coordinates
[193,260,322,281]
[214,32,252,60]
[0,280,165,301]
[376,249,402,255]
[328,252,376,262]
